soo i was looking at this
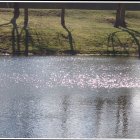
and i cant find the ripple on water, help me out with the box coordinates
[0,56,140,89]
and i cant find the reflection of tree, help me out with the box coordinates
[9,96,35,137]
[61,95,69,138]
[115,95,128,137]
[92,92,129,138]
[94,97,104,137]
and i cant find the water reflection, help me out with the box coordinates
[0,56,140,138]
[61,95,69,138]
[115,95,129,138]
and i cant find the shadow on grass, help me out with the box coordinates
[107,27,140,57]
[61,9,77,55]
[11,17,20,55]
[29,30,59,55]
[0,22,11,27]
[0,6,30,56]
[122,28,140,58]
[0,15,20,55]
[107,31,129,56]
[0,8,79,56]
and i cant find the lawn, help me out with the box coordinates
[0,9,140,56]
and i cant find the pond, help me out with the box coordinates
[0,56,140,138]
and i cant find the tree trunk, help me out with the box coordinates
[24,8,28,28]
[61,8,65,27]
[24,8,29,56]
[114,3,126,28]
[61,9,74,54]
[11,3,20,55]
[11,3,20,26]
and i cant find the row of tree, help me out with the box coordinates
[12,3,126,29]
[6,3,126,56]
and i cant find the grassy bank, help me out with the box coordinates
[0,9,140,56]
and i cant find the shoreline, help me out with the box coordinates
[0,52,139,58]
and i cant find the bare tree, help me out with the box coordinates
[114,3,126,28]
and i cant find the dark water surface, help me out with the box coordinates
[0,56,140,138]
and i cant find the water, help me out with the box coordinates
[0,56,140,138]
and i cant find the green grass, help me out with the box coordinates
[0,9,140,56]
